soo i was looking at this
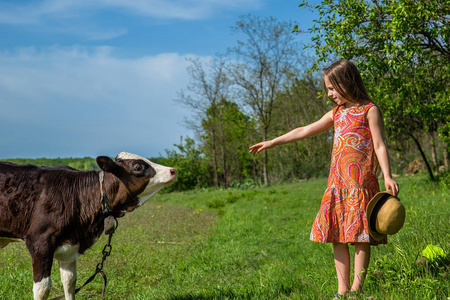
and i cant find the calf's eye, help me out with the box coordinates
[134,164,143,171]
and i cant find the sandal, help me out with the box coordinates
[332,292,345,299]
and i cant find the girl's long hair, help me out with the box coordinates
[325,60,388,148]
[323,60,372,105]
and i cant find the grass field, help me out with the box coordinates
[0,175,449,299]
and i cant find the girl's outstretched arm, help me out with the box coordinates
[367,106,399,196]
[249,110,334,154]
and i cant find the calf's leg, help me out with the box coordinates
[27,241,54,300]
[31,253,53,300]
[59,260,77,300]
[33,277,52,300]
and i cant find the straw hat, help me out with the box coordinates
[366,191,406,241]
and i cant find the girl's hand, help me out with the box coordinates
[384,177,399,196]
[249,141,274,154]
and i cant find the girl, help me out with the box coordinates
[249,60,399,298]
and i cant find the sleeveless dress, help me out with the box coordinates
[310,103,387,244]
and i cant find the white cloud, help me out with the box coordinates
[0,0,82,25]
[0,0,265,24]
[0,46,212,158]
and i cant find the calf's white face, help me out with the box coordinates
[116,152,177,205]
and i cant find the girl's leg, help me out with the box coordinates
[351,243,371,292]
[333,243,350,295]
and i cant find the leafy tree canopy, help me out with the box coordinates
[295,0,450,179]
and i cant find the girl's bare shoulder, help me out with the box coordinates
[367,104,381,117]
[366,104,383,125]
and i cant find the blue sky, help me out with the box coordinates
[0,0,318,159]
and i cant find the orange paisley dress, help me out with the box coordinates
[310,103,387,244]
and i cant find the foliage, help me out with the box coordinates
[296,0,450,180]
[268,71,332,180]
[438,171,450,188]
[294,0,450,178]
[201,98,256,187]
[154,137,214,192]
[1,176,448,299]
[176,16,333,188]
[170,12,449,188]
[228,15,303,185]
[176,57,230,187]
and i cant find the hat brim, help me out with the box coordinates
[366,191,396,241]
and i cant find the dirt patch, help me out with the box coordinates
[118,201,217,245]
[406,157,423,174]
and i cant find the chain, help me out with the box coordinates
[96,230,114,274]
[50,223,117,300]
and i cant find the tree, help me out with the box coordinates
[269,71,332,180]
[201,98,255,187]
[296,0,450,179]
[228,15,302,185]
[176,57,230,187]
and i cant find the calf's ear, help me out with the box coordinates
[96,156,123,177]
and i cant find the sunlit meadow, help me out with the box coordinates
[0,175,449,299]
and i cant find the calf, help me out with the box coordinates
[0,152,177,300]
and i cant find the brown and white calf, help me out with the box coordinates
[0,152,176,300]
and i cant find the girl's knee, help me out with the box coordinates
[354,242,370,251]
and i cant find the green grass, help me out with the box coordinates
[0,176,449,299]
